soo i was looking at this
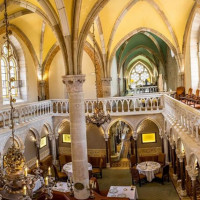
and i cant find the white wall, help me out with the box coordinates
[49,51,65,99]
[111,56,118,96]
[82,51,96,99]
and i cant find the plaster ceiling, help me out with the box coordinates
[0,0,195,71]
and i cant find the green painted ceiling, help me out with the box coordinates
[116,31,168,74]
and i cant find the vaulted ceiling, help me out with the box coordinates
[0,0,195,75]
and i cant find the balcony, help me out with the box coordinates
[0,93,199,137]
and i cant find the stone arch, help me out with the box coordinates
[105,118,134,139]
[43,123,53,135]
[29,127,40,143]
[135,117,162,136]
[188,153,199,171]
[84,41,103,97]
[2,135,24,154]
[108,28,179,76]
[55,119,70,136]
[77,0,109,74]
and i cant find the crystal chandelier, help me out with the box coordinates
[0,1,54,199]
[86,23,111,127]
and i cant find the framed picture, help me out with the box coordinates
[63,134,71,143]
[141,133,156,144]
[40,136,47,148]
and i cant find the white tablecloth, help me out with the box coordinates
[52,182,70,193]
[107,186,138,200]
[137,161,160,182]
[62,162,92,177]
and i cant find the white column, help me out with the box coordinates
[62,75,89,199]
[195,125,199,142]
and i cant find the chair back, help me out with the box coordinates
[176,87,185,100]
[59,155,67,167]
[52,164,59,181]
[196,89,200,97]
[162,165,169,176]
[158,153,165,165]
[188,88,193,95]
[130,155,136,167]
[99,158,103,169]
[130,167,140,182]
[90,177,100,194]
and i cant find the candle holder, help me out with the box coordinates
[88,184,95,199]
[67,179,74,196]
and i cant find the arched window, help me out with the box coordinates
[1,43,19,99]
[130,63,150,88]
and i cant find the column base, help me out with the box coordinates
[173,174,178,181]
[106,163,111,168]
[180,189,187,197]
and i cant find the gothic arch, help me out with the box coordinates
[105,118,134,138]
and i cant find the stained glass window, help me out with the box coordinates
[1,43,18,98]
[130,64,150,88]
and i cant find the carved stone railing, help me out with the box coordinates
[0,94,165,131]
[129,86,158,94]
[0,100,52,129]
[51,94,164,116]
[163,95,200,141]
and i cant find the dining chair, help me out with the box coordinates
[92,158,103,178]
[155,165,169,184]
[59,155,67,170]
[130,167,146,187]
[157,153,165,166]
[130,155,137,168]
[37,190,70,200]
[90,177,108,196]
[52,164,68,182]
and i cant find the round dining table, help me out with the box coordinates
[62,162,92,178]
[136,161,160,182]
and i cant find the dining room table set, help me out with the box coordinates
[107,186,138,200]
[136,161,161,182]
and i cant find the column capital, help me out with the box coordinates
[39,80,46,86]
[62,75,85,93]
[101,77,112,86]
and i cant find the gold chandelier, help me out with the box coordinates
[0,1,54,199]
[86,23,111,127]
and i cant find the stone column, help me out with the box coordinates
[195,125,199,142]
[179,155,187,196]
[133,131,138,163]
[117,77,121,96]
[191,176,197,200]
[172,145,177,180]
[38,80,46,101]
[62,75,89,199]
[101,77,112,97]
[104,137,110,168]
[35,141,40,162]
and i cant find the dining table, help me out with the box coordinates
[107,186,138,200]
[136,161,160,182]
[62,162,92,178]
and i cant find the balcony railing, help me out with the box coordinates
[163,95,200,141]
[52,94,164,116]
[0,94,164,130]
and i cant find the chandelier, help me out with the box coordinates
[86,23,111,127]
[0,1,54,199]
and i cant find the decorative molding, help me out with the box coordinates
[59,147,106,157]
[62,75,85,93]
[138,147,162,156]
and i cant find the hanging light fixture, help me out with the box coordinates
[86,22,111,127]
[0,1,54,199]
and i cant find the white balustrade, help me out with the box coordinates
[163,95,200,142]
